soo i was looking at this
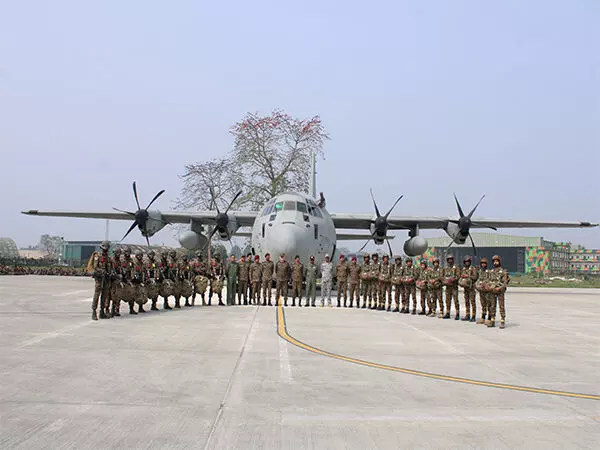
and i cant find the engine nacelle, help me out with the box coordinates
[178,230,208,250]
[403,236,428,257]
[443,222,468,244]
[217,216,238,240]
[140,210,167,237]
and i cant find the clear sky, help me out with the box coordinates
[1,0,598,251]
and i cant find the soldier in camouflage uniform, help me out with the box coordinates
[378,255,392,310]
[275,253,291,306]
[159,250,173,309]
[145,250,160,311]
[246,253,253,301]
[120,247,137,315]
[304,255,318,307]
[192,254,209,306]
[226,255,239,306]
[335,255,349,307]
[210,255,225,305]
[391,257,403,312]
[441,254,461,320]
[475,258,490,324]
[416,260,430,314]
[359,254,371,308]
[90,241,112,320]
[167,249,182,308]
[401,258,419,314]
[459,255,479,322]
[428,258,443,317]
[131,251,148,313]
[179,254,194,306]
[369,253,381,310]
[261,253,274,306]
[487,255,510,329]
[109,247,122,317]
[250,255,262,305]
[291,255,304,306]
[237,255,250,305]
[348,256,361,308]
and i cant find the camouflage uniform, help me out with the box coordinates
[179,256,194,306]
[378,257,392,310]
[359,255,371,308]
[249,256,262,305]
[475,259,491,324]
[226,257,238,306]
[145,251,160,311]
[441,256,460,319]
[193,256,209,306]
[158,252,173,309]
[109,248,122,317]
[459,256,479,321]
[428,260,443,317]
[275,257,291,306]
[261,255,275,306]
[90,241,112,320]
[391,258,403,312]
[348,257,361,308]
[210,257,225,305]
[335,256,349,307]
[131,252,148,313]
[291,258,304,306]
[167,250,182,308]
[402,259,419,314]
[121,249,137,315]
[416,261,430,314]
[237,257,250,305]
[304,257,318,307]
[369,255,381,309]
[487,256,510,328]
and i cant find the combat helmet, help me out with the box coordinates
[169,249,177,258]
[433,257,440,263]
[463,255,472,262]
[100,241,110,251]
[405,257,412,263]
[148,250,155,258]
[446,253,454,260]
[123,247,131,256]
[135,251,144,259]
[492,254,501,262]
[480,257,488,264]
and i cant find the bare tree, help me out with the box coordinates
[230,110,329,209]
[39,235,63,258]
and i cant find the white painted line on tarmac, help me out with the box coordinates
[279,334,293,383]
[52,290,90,297]
[17,322,91,348]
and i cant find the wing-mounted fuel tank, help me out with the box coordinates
[403,236,428,257]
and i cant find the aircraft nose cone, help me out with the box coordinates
[269,225,304,258]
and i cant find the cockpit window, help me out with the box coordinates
[296,202,307,213]
[262,204,272,216]
[283,201,295,210]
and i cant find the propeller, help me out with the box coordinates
[203,188,243,248]
[358,189,403,257]
[446,193,497,255]
[113,181,166,246]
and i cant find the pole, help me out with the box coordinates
[309,150,317,199]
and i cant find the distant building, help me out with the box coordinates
[62,240,102,266]
[570,247,600,276]
[424,233,572,274]
[18,249,46,259]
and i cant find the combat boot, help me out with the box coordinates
[138,304,146,313]
[487,319,495,328]
[454,314,459,320]
[174,299,181,309]
[184,299,191,307]
[92,310,98,321]
[151,301,159,311]
[163,300,172,310]
[393,306,400,312]
[470,316,476,322]
[411,308,416,315]
[443,313,450,319]
[191,297,196,306]
[418,310,426,315]
[129,305,138,315]
[337,300,341,308]
[461,314,470,321]
[499,320,505,329]
[99,309,107,319]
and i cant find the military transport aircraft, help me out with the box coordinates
[22,181,597,264]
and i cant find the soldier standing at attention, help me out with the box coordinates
[369,253,381,310]
[226,255,239,306]
[428,258,443,317]
[475,258,490,324]
[403,258,419,314]
[416,260,430,315]
[146,250,160,311]
[179,254,194,307]
[348,256,361,308]
[291,255,304,306]
[379,255,392,310]
[360,254,371,308]
[488,255,510,329]
[109,247,122,317]
[192,254,209,306]
[90,241,111,320]
[335,255,349,307]
[159,251,173,309]
[441,254,461,320]
[167,249,182,309]
[131,251,148,313]
[275,253,291,306]
[391,257,403,312]
[459,255,479,322]
[210,255,226,305]
[250,255,262,305]
[320,254,333,307]
[121,247,137,315]
[237,255,249,305]
[261,253,274,306]
[246,253,253,301]
[304,255,318,307]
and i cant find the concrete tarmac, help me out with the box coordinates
[0,276,599,449]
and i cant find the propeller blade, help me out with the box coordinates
[467,194,486,219]
[145,189,165,209]
[384,195,403,219]
[386,239,393,259]
[369,189,382,217]
[113,207,136,217]
[145,234,151,247]
[200,226,220,252]
[122,221,138,241]
[133,181,141,210]
[472,222,498,231]
[453,193,465,218]
[358,240,370,254]
[468,233,477,256]
[225,190,243,215]
[445,240,454,253]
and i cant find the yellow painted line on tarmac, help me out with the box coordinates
[276,304,600,401]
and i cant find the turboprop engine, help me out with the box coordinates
[178,231,208,250]
[403,236,428,257]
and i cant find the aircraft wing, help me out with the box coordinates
[329,213,598,230]
[21,210,259,227]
